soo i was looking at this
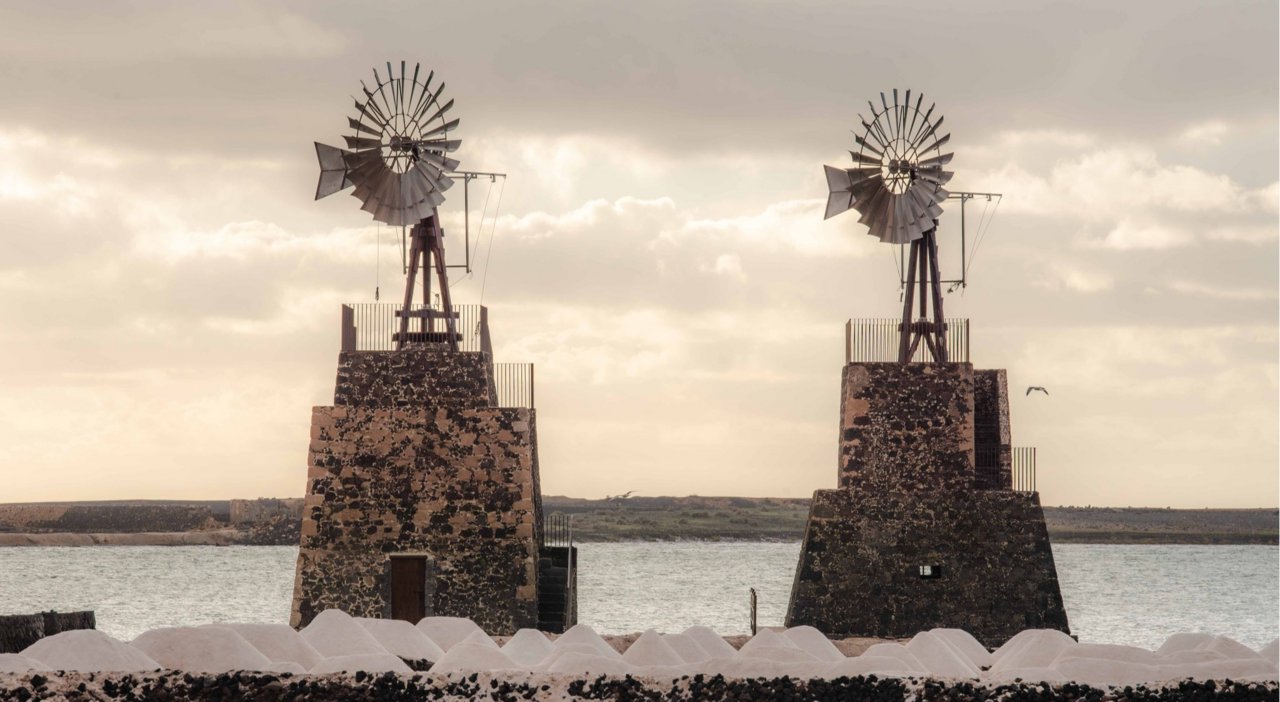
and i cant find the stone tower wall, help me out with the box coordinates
[291,345,541,634]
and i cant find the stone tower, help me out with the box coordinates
[290,305,570,635]
[785,337,1070,647]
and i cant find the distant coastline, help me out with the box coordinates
[0,497,1275,546]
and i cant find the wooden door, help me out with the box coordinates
[390,557,428,623]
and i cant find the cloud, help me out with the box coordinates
[1078,221,1194,251]
[1034,262,1113,292]
[701,253,747,281]
[1169,281,1278,301]
[1180,121,1230,146]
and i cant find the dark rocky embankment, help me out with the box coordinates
[1,670,1276,702]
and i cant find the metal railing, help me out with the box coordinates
[341,303,489,353]
[975,447,1003,490]
[495,363,534,409]
[545,513,572,548]
[1012,446,1036,492]
[845,318,970,363]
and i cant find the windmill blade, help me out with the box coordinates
[855,135,884,157]
[347,118,382,137]
[858,186,890,226]
[907,93,923,139]
[314,143,353,200]
[858,117,887,147]
[917,152,954,168]
[408,63,420,110]
[420,118,460,139]
[353,162,392,201]
[416,150,461,172]
[932,132,951,150]
[343,135,383,151]
[824,165,853,193]
[413,138,461,153]
[848,150,881,166]
[824,191,854,220]
[852,176,885,214]
[913,115,945,148]
[419,98,455,127]
[915,166,954,185]
[411,82,447,125]
[412,162,449,194]
[353,97,388,127]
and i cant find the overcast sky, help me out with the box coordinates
[0,0,1275,507]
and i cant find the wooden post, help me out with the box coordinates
[897,243,920,364]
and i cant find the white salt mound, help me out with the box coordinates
[991,629,1044,662]
[737,647,819,663]
[662,634,711,664]
[553,624,620,659]
[906,632,980,678]
[931,628,992,668]
[622,630,685,667]
[431,643,519,673]
[1260,638,1279,665]
[782,626,845,662]
[547,652,636,676]
[309,653,413,675]
[1156,632,1216,656]
[301,610,389,658]
[1053,658,1160,686]
[457,629,500,649]
[0,654,50,673]
[535,644,615,671]
[1196,635,1264,661]
[1156,650,1228,665]
[357,618,446,661]
[265,661,308,675]
[681,626,738,659]
[859,643,929,674]
[416,617,483,652]
[738,629,799,654]
[1169,659,1278,681]
[822,656,914,678]
[501,629,555,667]
[131,626,274,673]
[990,631,1075,672]
[1053,643,1161,667]
[23,630,160,673]
[207,623,324,670]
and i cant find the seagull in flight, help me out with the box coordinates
[1026,386,1049,396]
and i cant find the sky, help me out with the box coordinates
[0,0,1275,508]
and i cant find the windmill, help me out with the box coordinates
[314,61,464,351]
[823,89,955,364]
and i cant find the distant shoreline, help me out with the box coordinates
[0,497,1274,546]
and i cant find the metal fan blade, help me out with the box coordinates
[353,98,387,127]
[914,115,945,147]
[411,70,435,118]
[932,186,950,204]
[849,147,880,163]
[420,98,455,126]
[915,167,954,185]
[315,142,348,172]
[858,117,887,147]
[408,63,420,109]
[344,135,383,151]
[314,143,353,200]
[917,152,954,168]
[345,156,384,187]
[347,118,382,137]
[342,147,380,169]
[414,138,461,153]
[412,82,446,124]
[855,135,884,157]
[417,150,460,172]
[907,93,924,140]
[353,163,392,201]
[420,118,460,139]
[824,191,854,220]
[413,159,446,183]
[824,165,853,193]
[932,133,951,149]
[857,185,889,226]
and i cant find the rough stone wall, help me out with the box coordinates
[973,369,1012,490]
[787,486,1069,647]
[292,345,542,635]
[838,363,975,492]
[333,348,496,409]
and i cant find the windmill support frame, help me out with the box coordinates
[897,226,948,364]
[395,211,460,351]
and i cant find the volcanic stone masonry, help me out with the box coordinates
[290,330,546,635]
[786,361,1070,648]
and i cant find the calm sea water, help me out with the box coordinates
[0,543,1274,649]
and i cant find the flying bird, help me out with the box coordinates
[1026,386,1049,396]
[605,491,636,503]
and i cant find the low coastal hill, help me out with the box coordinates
[0,497,1274,545]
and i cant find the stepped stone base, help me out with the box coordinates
[786,486,1070,648]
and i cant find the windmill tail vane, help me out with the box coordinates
[823,89,955,364]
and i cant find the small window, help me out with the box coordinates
[918,564,942,579]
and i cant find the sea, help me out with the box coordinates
[0,543,1275,650]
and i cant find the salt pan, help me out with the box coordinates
[622,630,686,668]
[357,618,445,661]
[500,629,554,667]
[905,632,980,678]
[22,630,160,673]
[416,617,483,652]
[207,623,324,670]
[0,654,50,674]
[680,626,738,659]
[431,643,519,673]
[781,626,844,662]
[661,633,710,664]
[300,610,388,658]
[131,626,273,673]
